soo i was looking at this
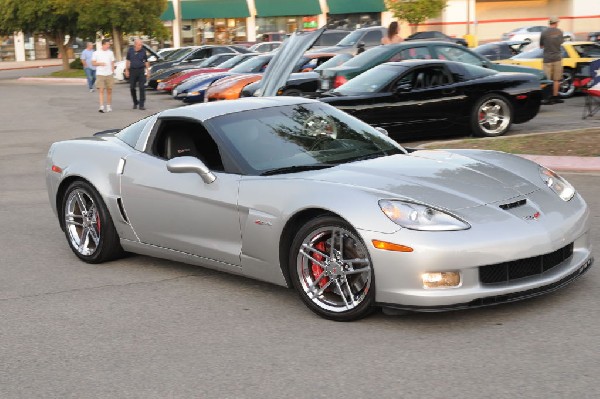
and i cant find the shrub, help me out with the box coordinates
[70,58,83,69]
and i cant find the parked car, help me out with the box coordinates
[148,45,251,75]
[249,41,282,53]
[205,53,337,102]
[319,60,541,138]
[473,41,529,61]
[405,31,468,47]
[496,41,600,97]
[318,41,552,100]
[501,25,575,44]
[148,53,242,89]
[241,53,353,98]
[588,32,600,42]
[308,26,386,55]
[45,95,593,321]
[311,29,351,49]
[173,54,274,103]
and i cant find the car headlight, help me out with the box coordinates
[379,200,470,231]
[539,167,575,201]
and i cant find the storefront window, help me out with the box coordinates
[326,13,381,30]
[0,36,15,61]
[256,16,307,36]
[191,18,247,45]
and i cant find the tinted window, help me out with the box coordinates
[454,63,497,81]
[513,48,543,59]
[389,46,430,61]
[316,32,349,46]
[218,54,257,69]
[573,43,600,58]
[116,116,153,148]
[362,30,383,46]
[230,55,271,73]
[315,53,353,71]
[343,46,395,68]
[189,49,209,60]
[337,30,364,46]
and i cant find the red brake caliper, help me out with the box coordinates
[311,241,329,288]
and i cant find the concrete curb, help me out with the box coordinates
[17,77,86,85]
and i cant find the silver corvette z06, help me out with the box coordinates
[46,97,593,321]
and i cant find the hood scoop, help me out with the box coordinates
[499,199,527,210]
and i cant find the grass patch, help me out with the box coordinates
[43,69,87,78]
[422,129,600,157]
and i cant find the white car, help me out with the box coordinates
[113,44,165,81]
[501,26,574,44]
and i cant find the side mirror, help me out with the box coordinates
[374,127,389,136]
[166,156,216,184]
[148,55,157,62]
[395,83,412,93]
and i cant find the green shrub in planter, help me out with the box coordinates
[70,58,83,69]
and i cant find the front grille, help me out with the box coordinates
[479,243,574,284]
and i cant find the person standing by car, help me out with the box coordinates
[125,38,150,110]
[382,21,402,45]
[540,16,564,104]
[92,39,115,113]
[80,42,96,92]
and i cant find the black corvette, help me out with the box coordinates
[318,59,541,139]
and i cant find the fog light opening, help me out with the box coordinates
[422,272,461,289]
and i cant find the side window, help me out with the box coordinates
[408,66,452,90]
[116,116,153,148]
[152,119,224,171]
[362,31,383,46]
[434,46,484,66]
[212,47,229,55]
[191,49,209,60]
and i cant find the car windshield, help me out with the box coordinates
[217,54,257,69]
[197,54,228,67]
[336,30,364,46]
[206,102,404,175]
[230,55,271,73]
[333,64,406,94]
[169,47,194,61]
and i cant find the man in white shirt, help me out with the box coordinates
[92,39,115,113]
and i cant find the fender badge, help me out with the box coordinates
[524,212,541,221]
[254,220,272,226]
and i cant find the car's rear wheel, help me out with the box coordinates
[289,216,375,321]
[281,88,302,96]
[61,180,123,263]
[559,68,575,98]
[471,94,513,137]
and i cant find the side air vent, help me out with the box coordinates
[499,199,527,210]
[116,197,129,224]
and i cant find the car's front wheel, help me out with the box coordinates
[559,68,575,98]
[289,216,375,321]
[61,180,124,263]
[471,94,513,137]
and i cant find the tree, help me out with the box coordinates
[0,0,79,70]
[78,0,168,61]
[385,0,447,34]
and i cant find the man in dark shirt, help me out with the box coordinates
[125,39,150,110]
[540,16,564,104]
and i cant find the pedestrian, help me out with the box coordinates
[382,21,402,45]
[125,38,150,110]
[540,16,564,104]
[80,42,96,92]
[92,39,115,113]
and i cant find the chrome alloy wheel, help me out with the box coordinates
[478,98,510,136]
[296,226,372,313]
[64,189,100,256]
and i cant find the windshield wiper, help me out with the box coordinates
[347,153,386,162]
[260,164,335,176]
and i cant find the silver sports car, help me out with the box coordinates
[46,97,593,321]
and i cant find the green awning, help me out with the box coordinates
[255,0,322,17]
[160,1,175,21]
[327,0,386,14]
[162,0,251,20]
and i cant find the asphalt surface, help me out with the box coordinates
[0,66,599,398]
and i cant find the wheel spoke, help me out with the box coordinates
[300,244,329,266]
[76,192,88,213]
[65,219,84,228]
[335,280,350,309]
[307,270,327,292]
[343,277,358,307]
[78,227,89,251]
[343,267,370,276]
[312,278,334,298]
[330,228,337,258]
[88,226,100,246]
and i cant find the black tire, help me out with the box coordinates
[559,68,575,98]
[61,180,124,263]
[289,215,375,321]
[470,94,513,137]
